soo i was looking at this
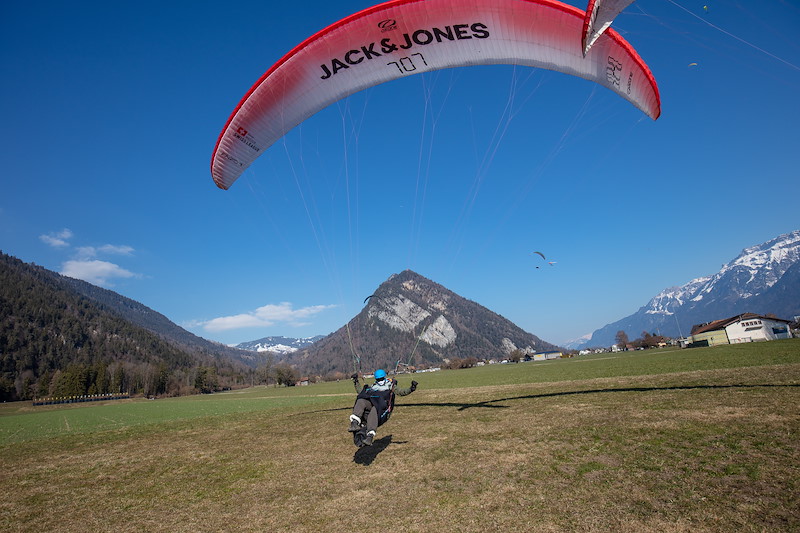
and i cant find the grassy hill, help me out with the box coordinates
[1,339,798,532]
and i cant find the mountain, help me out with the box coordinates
[285,270,561,376]
[58,273,260,368]
[0,251,256,401]
[561,333,593,351]
[235,335,325,355]
[581,230,800,348]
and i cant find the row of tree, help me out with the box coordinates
[615,330,671,349]
[2,359,243,400]
[2,356,310,401]
[443,357,480,369]
[252,354,302,386]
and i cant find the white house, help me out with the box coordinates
[532,351,563,360]
[690,313,793,345]
[725,314,793,343]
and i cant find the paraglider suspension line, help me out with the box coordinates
[346,322,361,376]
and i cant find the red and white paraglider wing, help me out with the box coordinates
[212,0,660,190]
[581,0,636,56]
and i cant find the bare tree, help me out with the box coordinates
[615,330,629,349]
[275,364,299,387]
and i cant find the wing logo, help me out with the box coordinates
[378,19,397,32]
[233,127,260,153]
[319,22,490,80]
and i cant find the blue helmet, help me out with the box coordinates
[374,369,387,380]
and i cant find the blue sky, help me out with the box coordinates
[2,1,798,347]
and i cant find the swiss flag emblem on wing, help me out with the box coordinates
[237,127,248,136]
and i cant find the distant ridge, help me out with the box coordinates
[581,230,800,348]
[235,335,325,355]
[58,271,259,367]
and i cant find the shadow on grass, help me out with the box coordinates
[300,383,799,417]
[353,434,408,465]
[404,383,800,412]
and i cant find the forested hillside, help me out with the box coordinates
[0,252,253,401]
[59,273,260,368]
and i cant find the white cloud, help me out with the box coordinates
[99,244,135,255]
[75,244,135,259]
[39,228,74,248]
[201,302,336,332]
[40,229,134,259]
[61,259,136,287]
[75,246,97,259]
[40,230,139,286]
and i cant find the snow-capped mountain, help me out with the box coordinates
[561,333,593,350]
[582,230,800,348]
[235,335,325,355]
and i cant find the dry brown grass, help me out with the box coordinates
[2,364,799,532]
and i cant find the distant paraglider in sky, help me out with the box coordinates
[211,0,660,190]
[532,251,556,269]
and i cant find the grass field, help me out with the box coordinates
[2,340,798,532]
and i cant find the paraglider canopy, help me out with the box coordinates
[581,0,637,56]
[211,0,660,190]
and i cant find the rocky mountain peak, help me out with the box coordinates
[286,269,559,376]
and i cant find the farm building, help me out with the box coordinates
[533,351,563,360]
[689,313,793,346]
